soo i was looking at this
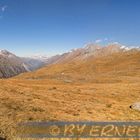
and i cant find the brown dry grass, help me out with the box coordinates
[0,51,140,139]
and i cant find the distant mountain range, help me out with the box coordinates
[43,43,140,64]
[0,43,140,78]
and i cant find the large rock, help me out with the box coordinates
[130,102,140,111]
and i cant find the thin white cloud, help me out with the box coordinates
[95,38,111,44]
[1,5,8,12]
[95,39,102,43]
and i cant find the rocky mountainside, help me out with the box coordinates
[0,50,46,78]
[21,57,45,71]
[45,43,139,65]
[17,43,140,83]
[0,50,27,78]
[0,43,140,78]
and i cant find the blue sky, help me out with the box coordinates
[0,0,140,56]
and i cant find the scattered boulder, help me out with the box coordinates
[130,102,140,111]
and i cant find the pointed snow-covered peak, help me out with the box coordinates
[0,49,10,54]
[120,45,131,51]
[0,49,16,58]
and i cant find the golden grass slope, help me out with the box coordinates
[17,51,140,83]
[0,51,140,139]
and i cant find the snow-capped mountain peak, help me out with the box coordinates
[0,49,16,58]
[0,49,9,54]
[120,45,130,51]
